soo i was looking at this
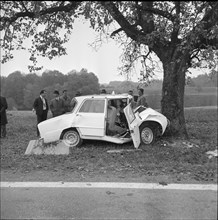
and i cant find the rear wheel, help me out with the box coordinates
[140,125,156,145]
[61,129,82,147]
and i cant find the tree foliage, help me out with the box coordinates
[1,1,217,78]
[1,1,217,73]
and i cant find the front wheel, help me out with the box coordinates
[61,129,82,147]
[140,125,156,145]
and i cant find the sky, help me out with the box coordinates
[0,19,207,84]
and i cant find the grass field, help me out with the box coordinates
[1,108,217,183]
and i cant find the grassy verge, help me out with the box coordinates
[1,108,217,183]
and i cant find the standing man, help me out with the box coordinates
[33,90,49,137]
[61,90,71,113]
[128,90,134,96]
[0,95,8,138]
[100,89,107,94]
[128,90,137,109]
[50,90,65,117]
[136,88,149,108]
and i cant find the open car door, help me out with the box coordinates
[123,104,141,149]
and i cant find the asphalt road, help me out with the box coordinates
[1,182,217,220]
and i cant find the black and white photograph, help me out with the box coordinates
[0,1,217,219]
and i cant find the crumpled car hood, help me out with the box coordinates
[137,108,168,134]
[139,108,164,119]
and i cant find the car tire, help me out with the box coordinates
[140,124,156,145]
[61,129,83,147]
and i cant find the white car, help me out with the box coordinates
[38,94,169,149]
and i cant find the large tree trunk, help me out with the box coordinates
[160,50,189,138]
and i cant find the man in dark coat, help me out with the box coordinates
[0,96,8,138]
[61,90,71,113]
[50,90,65,117]
[33,90,49,137]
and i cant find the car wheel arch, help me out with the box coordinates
[60,127,83,147]
[60,127,79,139]
[139,121,162,136]
[138,121,163,145]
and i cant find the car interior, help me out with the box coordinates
[106,98,130,138]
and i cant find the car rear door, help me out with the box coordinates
[75,99,106,136]
[123,103,141,149]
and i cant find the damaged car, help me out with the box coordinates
[38,94,169,149]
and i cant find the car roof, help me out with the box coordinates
[75,94,132,101]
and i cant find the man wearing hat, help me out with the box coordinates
[61,90,71,113]
[50,90,65,117]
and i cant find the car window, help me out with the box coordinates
[79,99,105,113]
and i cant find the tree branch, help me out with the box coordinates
[0,1,81,26]
[100,1,141,41]
[201,1,218,26]
[20,1,29,12]
[171,1,180,44]
[101,1,167,53]
[138,3,176,22]
[192,2,218,49]
[141,49,151,62]
[197,38,218,50]
[140,2,155,34]
[190,48,201,60]
[110,27,123,37]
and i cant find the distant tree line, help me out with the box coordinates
[1,68,100,110]
[100,72,217,109]
[1,69,217,110]
[101,72,218,95]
